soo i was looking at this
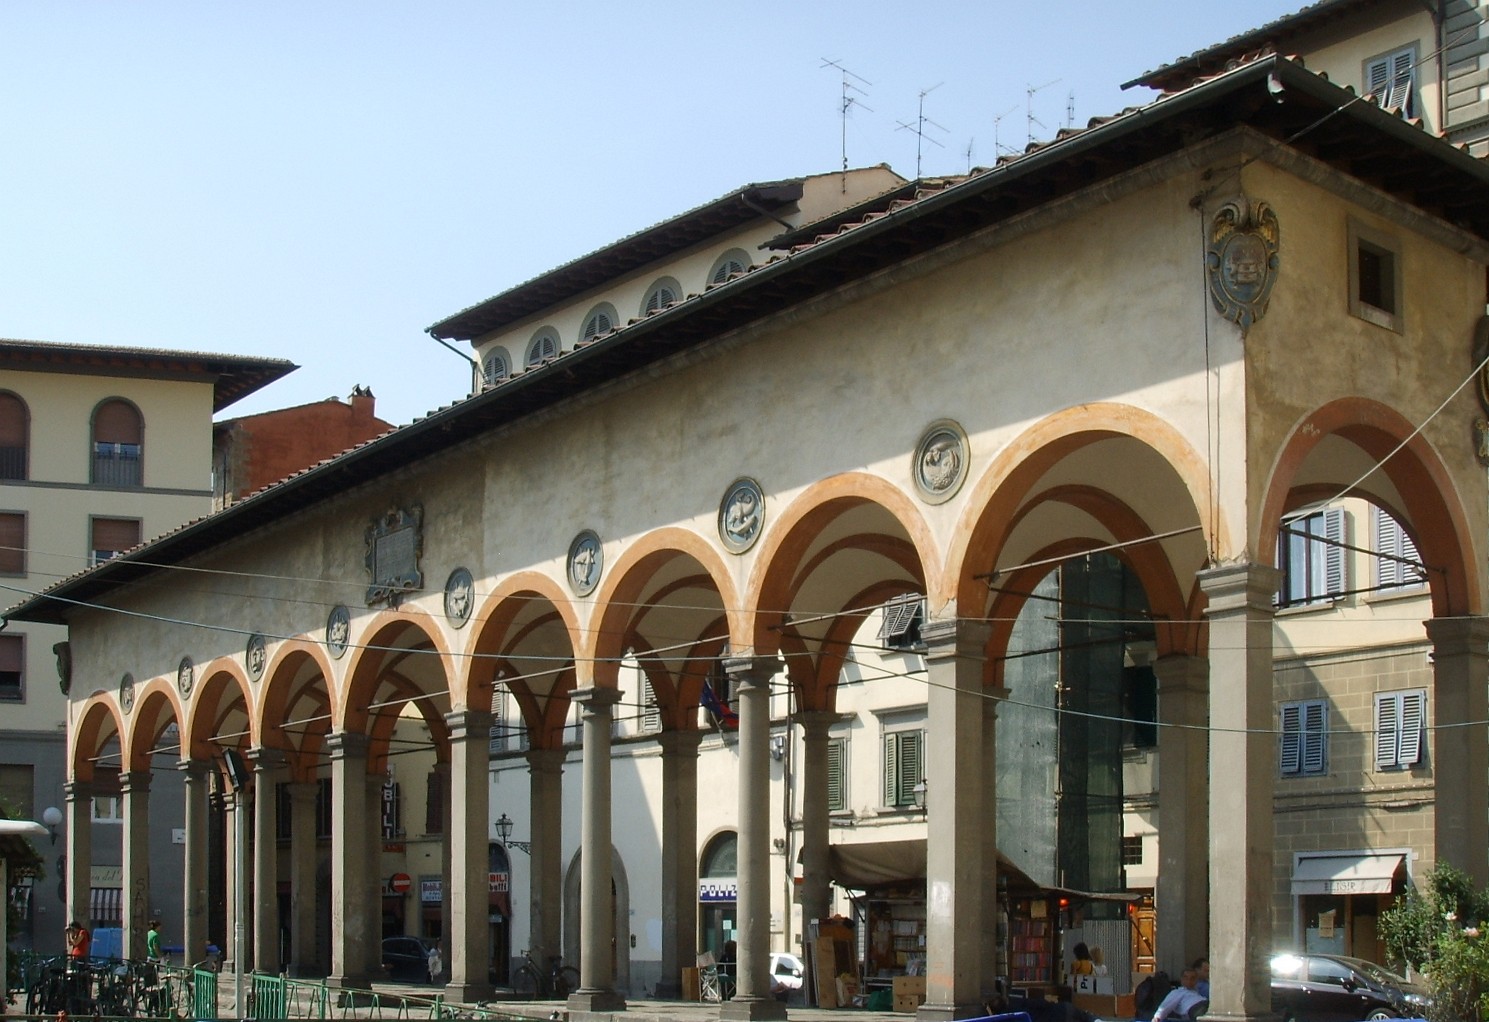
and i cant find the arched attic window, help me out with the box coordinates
[580,304,618,343]
[0,392,29,480]
[91,399,143,487]
[641,277,681,316]
[525,329,560,368]
[709,249,751,285]
[482,349,511,387]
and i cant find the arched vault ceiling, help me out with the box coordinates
[792,502,919,579]
[1285,434,1407,519]
[790,543,919,620]
[1027,438,1201,536]
[998,505,1112,572]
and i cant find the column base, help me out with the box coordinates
[917,1001,992,1022]
[324,975,380,1003]
[1198,1012,1279,1022]
[445,981,496,1004]
[568,988,628,1013]
[720,995,789,1021]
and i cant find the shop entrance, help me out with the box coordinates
[699,832,738,960]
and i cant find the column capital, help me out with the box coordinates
[723,655,778,691]
[178,759,212,779]
[1198,561,1282,612]
[657,728,705,756]
[572,685,623,712]
[64,780,94,802]
[249,747,288,772]
[119,770,153,795]
[1425,615,1489,654]
[1153,653,1209,696]
[445,709,495,742]
[920,616,992,662]
[526,747,566,776]
[797,710,852,738]
[326,731,370,760]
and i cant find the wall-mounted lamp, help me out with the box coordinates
[769,735,786,761]
[912,779,928,813]
[42,806,62,845]
[495,812,532,854]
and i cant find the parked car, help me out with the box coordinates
[770,951,805,998]
[1270,952,1430,1022]
[382,935,438,983]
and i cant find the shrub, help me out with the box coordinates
[1380,863,1489,1022]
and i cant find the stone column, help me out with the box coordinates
[223,793,239,974]
[916,617,989,1022]
[286,781,319,976]
[527,748,565,969]
[446,711,494,1002]
[327,732,373,988]
[656,728,703,999]
[1154,654,1210,976]
[180,761,211,970]
[1426,616,1489,885]
[438,761,453,958]
[250,748,286,973]
[63,781,93,930]
[365,774,386,977]
[979,689,1007,1000]
[1200,564,1279,1021]
[567,686,626,1013]
[798,711,840,934]
[120,770,153,961]
[721,657,786,1022]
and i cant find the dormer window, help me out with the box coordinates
[642,278,681,316]
[482,349,510,387]
[709,250,751,285]
[580,304,618,342]
[1365,46,1415,116]
[525,329,559,368]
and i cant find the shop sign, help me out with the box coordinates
[420,877,442,903]
[489,872,508,894]
[698,878,738,903]
[91,866,122,886]
[1323,879,1360,894]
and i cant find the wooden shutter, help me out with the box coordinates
[1374,692,1400,769]
[1302,701,1328,774]
[827,738,844,812]
[1322,508,1346,599]
[0,395,25,447]
[643,680,662,733]
[425,770,443,834]
[1386,51,1414,112]
[92,518,141,557]
[883,733,899,805]
[93,400,142,444]
[1280,702,1303,774]
[1398,690,1425,767]
[0,513,23,574]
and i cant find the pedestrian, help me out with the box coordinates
[146,918,163,962]
[64,920,90,961]
[427,942,442,985]
[1191,957,1210,999]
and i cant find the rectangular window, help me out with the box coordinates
[0,634,20,702]
[883,728,924,808]
[1375,689,1426,770]
[879,595,924,650]
[92,768,122,822]
[0,513,24,575]
[1348,220,1403,332]
[314,777,332,838]
[489,691,506,755]
[275,783,291,842]
[827,736,847,813]
[92,441,142,487]
[1280,699,1329,776]
[0,764,35,819]
[425,770,443,835]
[1373,507,1424,592]
[1121,834,1144,867]
[1277,508,1346,608]
[91,517,142,566]
[1365,45,1415,116]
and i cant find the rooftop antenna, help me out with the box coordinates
[991,104,1018,157]
[1026,78,1060,146]
[964,138,975,174]
[896,82,947,178]
[821,58,873,192]
[1066,89,1076,130]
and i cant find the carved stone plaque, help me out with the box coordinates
[177,656,194,698]
[1206,197,1279,333]
[444,567,474,628]
[365,505,424,606]
[913,420,969,504]
[246,633,267,682]
[718,478,765,554]
[326,606,351,659]
[567,531,603,597]
[119,672,135,714]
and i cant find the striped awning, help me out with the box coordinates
[89,886,122,927]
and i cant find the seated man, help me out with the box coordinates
[1153,968,1206,1022]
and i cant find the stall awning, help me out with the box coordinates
[1292,853,1405,896]
[90,886,123,927]
[826,840,1043,893]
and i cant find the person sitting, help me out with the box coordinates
[1190,958,1210,999]
[1071,942,1095,976]
[1152,968,1206,1022]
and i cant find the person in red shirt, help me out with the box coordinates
[65,921,90,960]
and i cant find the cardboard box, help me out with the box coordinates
[1073,993,1135,1018]
[893,976,927,997]
[894,994,926,1013]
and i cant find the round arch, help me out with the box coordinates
[338,607,452,733]
[72,696,125,783]
[122,680,185,771]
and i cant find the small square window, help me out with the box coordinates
[1121,834,1144,867]
[0,634,22,702]
[0,512,24,575]
[1348,220,1403,332]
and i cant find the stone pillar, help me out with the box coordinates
[223,792,239,974]
[1426,616,1489,885]
[721,657,787,1022]
[798,711,840,933]
[250,748,286,973]
[438,761,453,959]
[1200,564,1279,1021]
[286,781,319,976]
[446,711,495,1002]
[567,686,626,1013]
[916,617,989,1022]
[656,728,703,999]
[365,774,386,976]
[1154,654,1210,976]
[327,732,374,988]
[979,690,1006,1000]
[527,748,565,969]
[120,770,153,961]
[64,781,93,930]
[180,761,211,970]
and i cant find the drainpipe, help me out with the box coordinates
[427,330,481,394]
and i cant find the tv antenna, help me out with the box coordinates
[964,138,975,174]
[991,104,1018,157]
[1026,78,1060,146]
[896,82,947,178]
[821,58,873,189]
[1066,90,1076,130]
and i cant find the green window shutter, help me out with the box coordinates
[898,731,924,806]
[827,738,845,812]
[883,733,899,806]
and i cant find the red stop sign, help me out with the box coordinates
[389,872,412,894]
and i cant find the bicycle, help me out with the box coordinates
[26,955,98,1016]
[510,949,579,999]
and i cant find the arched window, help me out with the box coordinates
[709,249,751,285]
[91,399,143,487]
[580,304,618,343]
[482,349,511,387]
[0,392,28,481]
[641,277,681,316]
[700,831,737,877]
[525,329,560,368]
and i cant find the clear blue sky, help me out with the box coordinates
[2,2,1305,426]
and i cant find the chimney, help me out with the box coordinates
[349,385,375,422]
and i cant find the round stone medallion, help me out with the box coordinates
[326,605,351,659]
[567,531,603,597]
[912,420,969,504]
[246,633,268,682]
[119,672,135,714]
[718,477,765,554]
[177,656,194,698]
[445,567,475,628]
